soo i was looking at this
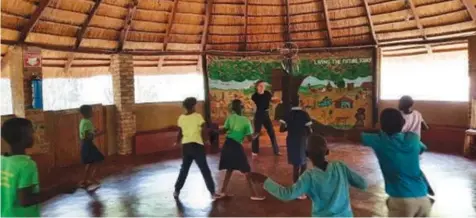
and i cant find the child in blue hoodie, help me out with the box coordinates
[361,108,432,217]
[250,134,367,217]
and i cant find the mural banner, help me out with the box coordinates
[207,56,373,130]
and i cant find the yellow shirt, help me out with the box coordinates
[177,113,205,145]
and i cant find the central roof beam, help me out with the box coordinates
[18,0,53,43]
[158,0,180,72]
[117,0,139,52]
[363,0,378,45]
[321,0,333,46]
[407,0,429,53]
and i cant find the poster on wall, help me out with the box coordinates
[207,56,373,130]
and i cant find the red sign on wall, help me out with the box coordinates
[23,49,42,68]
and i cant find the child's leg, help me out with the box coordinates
[245,173,259,197]
[292,165,300,183]
[220,170,233,194]
[300,164,307,176]
[80,164,92,187]
[174,149,194,194]
[89,163,101,184]
[194,145,216,195]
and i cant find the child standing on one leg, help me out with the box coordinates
[250,134,367,217]
[361,108,432,217]
[398,95,434,197]
[1,118,76,217]
[173,97,223,200]
[217,99,265,201]
[279,95,312,200]
[79,105,105,191]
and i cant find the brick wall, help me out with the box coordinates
[25,110,50,154]
[111,54,136,155]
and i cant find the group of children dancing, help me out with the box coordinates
[1,80,434,217]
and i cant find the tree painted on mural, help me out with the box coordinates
[208,60,280,82]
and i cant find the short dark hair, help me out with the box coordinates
[398,95,414,111]
[1,118,33,145]
[79,105,93,116]
[183,97,197,111]
[255,80,265,87]
[306,134,328,166]
[380,108,405,136]
[231,99,243,114]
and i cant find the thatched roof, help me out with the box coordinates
[1,0,475,75]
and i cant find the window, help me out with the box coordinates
[135,72,204,103]
[380,50,469,102]
[43,75,113,111]
[0,79,13,115]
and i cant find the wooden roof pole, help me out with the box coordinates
[66,0,103,74]
[284,0,291,44]
[117,0,139,52]
[158,0,180,72]
[407,0,431,53]
[198,0,214,70]
[363,0,378,45]
[239,0,248,51]
[18,0,52,43]
[321,0,333,46]
[460,0,476,22]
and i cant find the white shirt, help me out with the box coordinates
[401,110,424,137]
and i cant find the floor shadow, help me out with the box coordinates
[86,192,104,217]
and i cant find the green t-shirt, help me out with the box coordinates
[224,113,253,144]
[79,118,95,140]
[1,155,40,217]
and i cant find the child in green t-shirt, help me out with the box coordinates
[1,118,76,217]
[79,105,105,191]
[217,99,265,200]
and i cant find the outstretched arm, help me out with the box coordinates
[263,173,310,201]
[343,163,367,190]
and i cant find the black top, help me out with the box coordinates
[252,91,272,112]
[281,108,312,137]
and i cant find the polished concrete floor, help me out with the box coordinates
[41,140,476,217]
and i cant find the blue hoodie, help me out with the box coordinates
[361,131,428,198]
[264,161,367,217]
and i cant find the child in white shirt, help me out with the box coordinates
[398,95,429,137]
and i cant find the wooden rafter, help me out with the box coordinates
[117,0,139,52]
[198,0,214,70]
[460,0,476,22]
[363,0,378,44]
[407,0,427,40]
[75,0,103,49]
[158,0,180,71]
[239,0,248,51]
[284,0,291,44]
[18,0,52,43]
[321,0,333,46]
[66,0,103,73]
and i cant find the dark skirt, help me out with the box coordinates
[219,138,251,173]
[286,135,307,166]
[81,140,105,164]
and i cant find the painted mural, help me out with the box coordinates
[207,59,281,124]
[207,56,373,130]
[295,58,373,129]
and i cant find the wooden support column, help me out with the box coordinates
[111,54,136,155]
[372,47,381,127]
[468,36,476,129]
[6,46,27,117]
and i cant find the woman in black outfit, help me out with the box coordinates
[251,80,280,157]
